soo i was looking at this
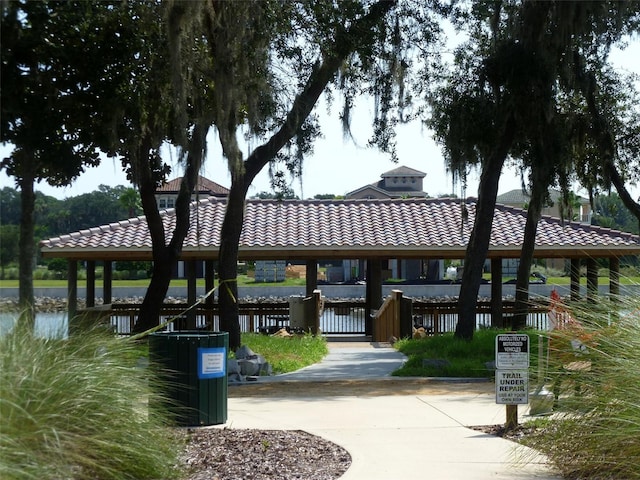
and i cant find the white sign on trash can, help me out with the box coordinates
[198,347,226,379]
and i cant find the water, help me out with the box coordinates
[0,312,68,338]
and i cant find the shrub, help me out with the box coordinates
[0,324,181,480]
[522,298,640,479]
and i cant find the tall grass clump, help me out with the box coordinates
[240,332,328,373]
[0,324,180,480]
[523,297,640,479]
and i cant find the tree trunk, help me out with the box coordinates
[133,125,207,334]
[18,168,36,330]
[217,181,248,350]
[512,183,544,330]
[455,120,515,340]
[214,1,395,350]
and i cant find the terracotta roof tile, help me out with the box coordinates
[155,175,229,196]
[40,198,640,260]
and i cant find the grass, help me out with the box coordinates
[0,323,181,480]
[392,328,542,378]
[0,275,308,288]
[239,332,328,374]
[518,298,640,479]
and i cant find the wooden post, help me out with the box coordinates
[68,260,78,322]
[609,257,620,299]
[506,405,518,431]
[306,260,318,297]
[491,258,503,328]
[205,259,215,330]
[186,259,197,329]
[570,259,581,302]
[392,290,402,340]
[86,260,95,308]
[103,260,112,305]
[365,259,382,336]
[587,258,598,304]
[610,257,620,321]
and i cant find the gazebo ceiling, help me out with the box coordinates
[40,197,640,261]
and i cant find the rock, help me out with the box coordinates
[259,362,273,376]
[238,358,262,376]
[227,358,241,375]
[227,372,245,384]
[235,345,256,360]
[484,360,496,371]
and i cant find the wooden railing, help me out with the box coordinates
[93,296,552,336]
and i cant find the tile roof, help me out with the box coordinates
[40,197,640,261]
[380,165,426,178]
[497,188,589,205]
[155,175,229,196]
[346,183,428,199]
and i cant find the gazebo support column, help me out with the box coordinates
[587,258,598,303]
[186,259,197,329]
[609,256,621,323]
[68,260,78,322]
[103,261,113,305]
[205,260,215,330]
[306,260,318,297]
[570,259,581,301]
[609,257,620,310]
[491,258,503,328]
[86,260,95,308]
[365,259,382,336]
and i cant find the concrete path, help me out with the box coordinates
[224,342,561,480]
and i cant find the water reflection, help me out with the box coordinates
[0,312,68,338]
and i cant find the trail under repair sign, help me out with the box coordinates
[496,370,529,404]
[495,333,530,369]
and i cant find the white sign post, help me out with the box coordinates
[495,333,530,429]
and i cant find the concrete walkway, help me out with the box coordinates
[224,342,561,480]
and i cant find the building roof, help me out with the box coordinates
[496,188,589,206]
[346,165,428,198]
[40,197,640,261]
[380,165,426,178]
[155,175,229,197]
[346,184,428,199]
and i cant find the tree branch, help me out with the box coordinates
[243,0,396,187]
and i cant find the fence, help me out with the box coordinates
[103,297,551,336]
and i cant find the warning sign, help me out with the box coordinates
[495,334,530,369]
[495,370,529,404]
[197,347,226,379]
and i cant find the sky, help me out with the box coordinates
[1,37,638,202]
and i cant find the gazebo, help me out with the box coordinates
[40,197,640,331]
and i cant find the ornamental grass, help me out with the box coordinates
[0,322,181,480]
[522,296,640,479]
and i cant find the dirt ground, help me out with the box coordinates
[228,377,494,398]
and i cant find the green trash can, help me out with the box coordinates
[149,331,228,426]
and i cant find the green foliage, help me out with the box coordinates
[0,224,19,272]
[46,258,68,274]
[592,192,640,234]
[0,325,180,480]
[239,332,328,374]
[393,329,540,378]
[522,298,640,479]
